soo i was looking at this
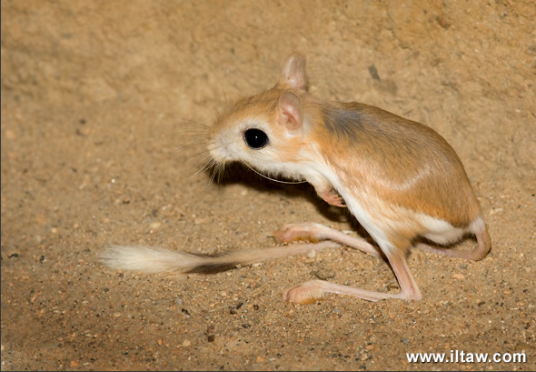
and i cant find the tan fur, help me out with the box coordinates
[207,52,491,302]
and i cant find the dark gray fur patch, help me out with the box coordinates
[322,106,364,141]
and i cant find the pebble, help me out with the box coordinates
[149,221,162,230]
[314,269,336,280]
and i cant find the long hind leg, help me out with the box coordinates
[283,244,422,304]
[416,217,491,261]
[274,222,382,258]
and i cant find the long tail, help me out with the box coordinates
[100,241,341,274]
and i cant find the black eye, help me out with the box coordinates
[244,128,268,149]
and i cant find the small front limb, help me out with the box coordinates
[317,187,346,207]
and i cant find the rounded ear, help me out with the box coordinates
[277,91,302,131]
[276,52,308,92]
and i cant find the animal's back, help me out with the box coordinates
[315,102,481,227]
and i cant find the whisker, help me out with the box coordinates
[172,143,205,154]
[242,163,307,185]
[174,131,209,138]
[183,148,210,162]
[214,162,226,185]
[205,161,219,187]
[194,157,221,187]
[195,159,213,176]
[176,118,211,127]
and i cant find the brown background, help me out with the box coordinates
[1,1,535,370]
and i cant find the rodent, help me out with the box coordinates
[102,52,491,303]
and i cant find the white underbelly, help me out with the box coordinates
[339,186,468,250]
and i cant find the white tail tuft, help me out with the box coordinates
[100,245,207,273]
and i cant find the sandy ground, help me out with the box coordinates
[1,1,535,370]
